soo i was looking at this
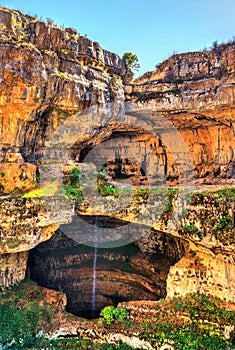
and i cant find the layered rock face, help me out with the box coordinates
[0,251,28,287]
[29,188,235,313]
[0,196,73,286]
[0,6,125,155]
[0,5,126,195]
[0,5,235,192]
[166,244,235,302]
[0,5,125,287]
[129,44,235,181]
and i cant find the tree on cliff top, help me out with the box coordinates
[122,52,140,71]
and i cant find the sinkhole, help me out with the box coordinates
[28,216,186,319]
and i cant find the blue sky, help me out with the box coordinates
[1,0,235,76]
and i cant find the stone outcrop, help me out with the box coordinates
[0,5,126,197]
[0,6,125,157]
[0,5,235,194]
[166,243,235,302]
[0,196,74,287]
[0,251,28,287]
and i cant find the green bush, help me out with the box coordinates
[99,306,128,327]
[0,301,55,349]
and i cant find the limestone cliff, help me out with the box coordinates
[129,43,235,181]
[0,5,125,182]
[0,5,235,313]
[0,5,125,287]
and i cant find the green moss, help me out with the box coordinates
[51,339,136,350]
[55,107,72,120]
[217,187,235,201]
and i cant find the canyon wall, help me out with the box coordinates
[0,5,125,287]
[0,196,74,286]
[0,5,234,311]
[0,6,125,156]
[128,43,235,181]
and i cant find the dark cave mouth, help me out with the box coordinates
[66,291,133,319]
[28,224,184,320]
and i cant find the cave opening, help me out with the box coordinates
[76,130,150,187]
[69,127,178,189]
[28,218,186,319]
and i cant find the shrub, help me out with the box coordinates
[99,306,128,327]
[184,225,199,233]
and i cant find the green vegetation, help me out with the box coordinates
[151,323,230,350]
[55,107,72,121]
[46,17,57,27]
[60,48,68,55]
[94,293,235,349]
[0,280,58,349]
[0,23,7,33]
[184,224,199,233]
[63,166,120,200]
[186,187,235,243]
[122,52,140,71]
[51,339,137,350]
[63,167,84,203]
[1,280,235,349]
[22,183,58,198]
[56,70,76,81]
[138,293,235,349]
[98,183,119,198]
[162,188,177,214]
[216,187,235,201]
[0,281,134,349]
[97,168,119,198]
[98,306,129,328]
